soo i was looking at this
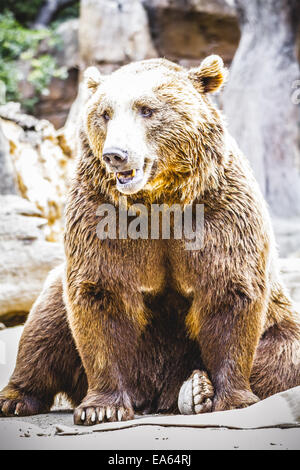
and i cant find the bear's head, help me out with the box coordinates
[79,55,228,205]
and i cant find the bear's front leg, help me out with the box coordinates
[66,282,146,425]
[186,293,265,412]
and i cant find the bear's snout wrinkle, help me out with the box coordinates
[102,147,128,170]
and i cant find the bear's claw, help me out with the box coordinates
[0,395,46,417]
[178,370,214,415]
[74,404,134,426]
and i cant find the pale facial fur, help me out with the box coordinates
[83,56,227,196]
[98,70,162,194]
[84,68,171,195]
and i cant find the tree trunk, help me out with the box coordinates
[33,0,75,28]
[223,0,300,217]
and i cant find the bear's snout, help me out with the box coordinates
[102,146,148,194]
[103,147,129,170]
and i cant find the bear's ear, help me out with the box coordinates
[187,55,227,94]
[83,66,103,94]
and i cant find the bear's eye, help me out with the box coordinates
[102,111,110,121]
[140,106,153,118]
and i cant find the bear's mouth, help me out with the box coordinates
[115,168,144,189]
[116,169,140,185]
[114,161,154,195]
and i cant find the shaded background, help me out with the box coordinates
[0,0,299,328]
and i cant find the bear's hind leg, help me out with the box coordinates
[251,296,300,399]
[0,266,87,417]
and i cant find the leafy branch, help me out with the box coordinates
[0,11,68,111]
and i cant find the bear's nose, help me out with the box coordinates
[102,147,128,169]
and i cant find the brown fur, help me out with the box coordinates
[1,56,299,424]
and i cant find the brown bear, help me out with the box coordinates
[0,56,299,426]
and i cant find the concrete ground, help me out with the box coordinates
[0,326,299,450]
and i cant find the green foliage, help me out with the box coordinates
[0,0,44,26]
[0,11,68,111]
[0,1,79,27]
[28,55,68,94]
[54,2,80,24]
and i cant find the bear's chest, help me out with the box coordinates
[139,240,199,297]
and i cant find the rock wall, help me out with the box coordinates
[31,0,241,128]
[14,0,300,129]
[222,0,300,218]
[34,19,80,129]
[143,0,240,66]
[0,125,18,195]
[79,0,158,68]
[0,104,70,324]
[0,196,64,325]
[0,103,74,242]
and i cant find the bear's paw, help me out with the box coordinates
[178,370,214,415]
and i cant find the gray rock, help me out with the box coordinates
[0,123,18,195]
[51,19,79,70]
[79,0,158,66]
[0,195,64,323]
[0,109,74,241]
[142,0,236,16]
[272,217,300,258]
[279,258,300,304]
[222,0,300,217]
